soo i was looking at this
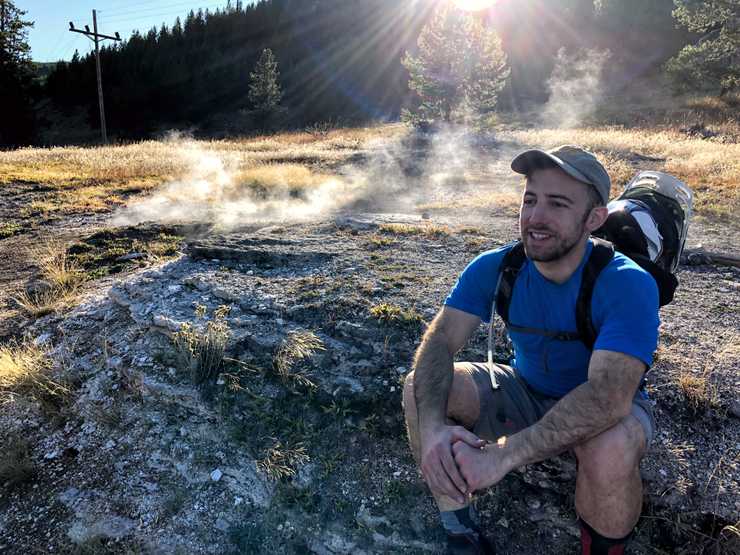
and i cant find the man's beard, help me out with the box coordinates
[521,223,585,262]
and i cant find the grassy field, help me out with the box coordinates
[1,95,738,228]
[0,125,400,219]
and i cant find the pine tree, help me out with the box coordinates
[0,0,35,146]
[666,0,739,94]
[248,47,282,113]
[402,3,509,124]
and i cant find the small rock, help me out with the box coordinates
[67,515,135,544]
[213,287,239,302]
[211,469,223,482]
[395,366,408,375]
[332,376,364,395]
[44,451,58,460]
[356,504,390,530]
[34,333,53,346]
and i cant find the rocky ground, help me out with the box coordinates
[0,130,738,554]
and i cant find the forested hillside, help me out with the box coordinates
[39,0,695,140]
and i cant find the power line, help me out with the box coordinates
[99,0,227,19]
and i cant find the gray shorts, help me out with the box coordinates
[459,362,655,449]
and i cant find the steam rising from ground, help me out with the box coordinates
[112,138,356,228]
[541,48,611,129]
[111,126,506,231]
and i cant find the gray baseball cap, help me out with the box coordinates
[511,145,611,204]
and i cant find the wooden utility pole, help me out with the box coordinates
[69,11,121,144]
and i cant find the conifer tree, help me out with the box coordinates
[0,0,35,146]
[666,0,739,94]
[402,3,509,124]
[248,47,282,113]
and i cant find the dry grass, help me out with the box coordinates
[418,189,522,215]
[379,223,452,238]
[32,240,86,292]
[233,164,336,194]
[173,305,231,387]
[12,239,85,318]
[0,340,69,409]
[677,371,720,413]
[660,334,738,413]
[0,125,400,218]
[256,440,310,481]
[369,302,424,327]
[274,330,325,389]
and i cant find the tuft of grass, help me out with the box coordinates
[0,222,22,239]
[379,223,452,239]
[12,286,60,318]
[305,121,334,139]
[31,239,86,292]
[273,330,325,389]
[12,239,85,318]
[173,305,231,387]
[677,369,720,413]
[369,302,424,327]
[0,340,70,410]
[256,440,310,481]
[366,234,395,249]
[0,436,34,487]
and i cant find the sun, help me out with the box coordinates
[452,0,499,11]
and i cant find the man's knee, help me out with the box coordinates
[401,365,481,427]
[575,415,646,483]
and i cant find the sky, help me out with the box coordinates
[17,0,239,63]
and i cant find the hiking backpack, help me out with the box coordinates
[490,171,694,361]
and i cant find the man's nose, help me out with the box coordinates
[526,202,549,225]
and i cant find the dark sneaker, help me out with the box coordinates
[446,530,496,555]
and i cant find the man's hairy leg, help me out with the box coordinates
[574,414,646,538]
[402,366,481,511]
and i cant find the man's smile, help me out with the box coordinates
[527,229,555,241]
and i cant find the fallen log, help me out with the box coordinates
[683,249,740,268]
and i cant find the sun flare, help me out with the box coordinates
[452,0,498,11]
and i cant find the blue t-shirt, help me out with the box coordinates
[444,240,660,398]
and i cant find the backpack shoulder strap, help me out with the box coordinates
[576,238,615,351]
[495,241,527,324]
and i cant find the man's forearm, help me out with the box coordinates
[504,381,626,469]
[412,333,454,431]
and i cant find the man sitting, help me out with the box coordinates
[402,146,659,554]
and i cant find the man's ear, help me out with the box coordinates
[586,206,609,233]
